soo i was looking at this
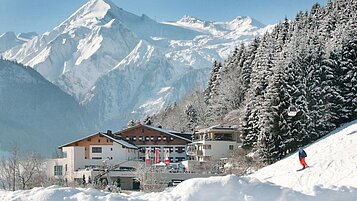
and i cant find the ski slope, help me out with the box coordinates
[251,120,357,195]
[0,121,356,201]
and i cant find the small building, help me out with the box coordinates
[46,131,140,189]
[186,125,241,163]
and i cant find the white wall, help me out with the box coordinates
[203,141,239,160]
[47,143,138,182]
[190,141,240,162]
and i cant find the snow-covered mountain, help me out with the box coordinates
[2,0,271,130]
[0,32,37,53]
[0,59,91,154]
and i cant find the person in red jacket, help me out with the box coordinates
[298,147,308,169]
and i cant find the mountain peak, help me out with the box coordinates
[59,0,114,28]
[229,16,265,28]
[177,15,204,24]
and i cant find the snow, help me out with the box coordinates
[0,176,356,201]
[251,120,357,195]
[2,0,273,130]
[1,120,357,200]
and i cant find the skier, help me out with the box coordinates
[298,147,308,169]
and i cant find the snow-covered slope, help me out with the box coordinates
[0,175,356,201]
[164,15,265,39]
[252,120,357,195]
[0,60,91,154]
[0,32,37,53]
[3,0,271,130]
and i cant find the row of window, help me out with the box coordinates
[87,138,113,143]
[125,136,174,142]
[201,144,234,150]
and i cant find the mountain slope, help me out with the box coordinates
[251,120,357,195]
[0,32,34,54]
[0,59,91,154]
[3,0,271,129]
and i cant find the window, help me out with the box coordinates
[170,137,174,141]
[203,145,211,150]
[176,147,185,153]
[107,139,109,143]
[62,152,67,158]
[229,145,234,150]
[110,148,113,151]
[150,136,154,141]
[139,137,142,141]
[92,157,102,160]
[163,137,167,141]
[98,139,100,143]
[145,136,150,141]
[92,147,102,153]
[158,136,161,141]
[65,164,67,172]
[133,137,137,141]
[54,165,63,176]
[176,157,185,162]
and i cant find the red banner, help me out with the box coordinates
[155,148,160,164]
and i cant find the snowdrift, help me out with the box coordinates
[1,121,357,201]
[0,176,356,201]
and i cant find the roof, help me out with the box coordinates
[58,132,137,149]
[115,124,192,142]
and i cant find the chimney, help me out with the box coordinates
[107,130,112,135]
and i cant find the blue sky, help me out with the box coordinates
[0,0,327,34]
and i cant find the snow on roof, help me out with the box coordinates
[101,133,137,149]
[58,132,137,149]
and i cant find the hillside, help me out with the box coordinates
[0,121,356,200]
[0,60,91,154]
[252,120,357,195]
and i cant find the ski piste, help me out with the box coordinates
[296,166,310,171]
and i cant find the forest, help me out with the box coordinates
[152,0,357,163]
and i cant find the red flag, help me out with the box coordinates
[155,148,160,163]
